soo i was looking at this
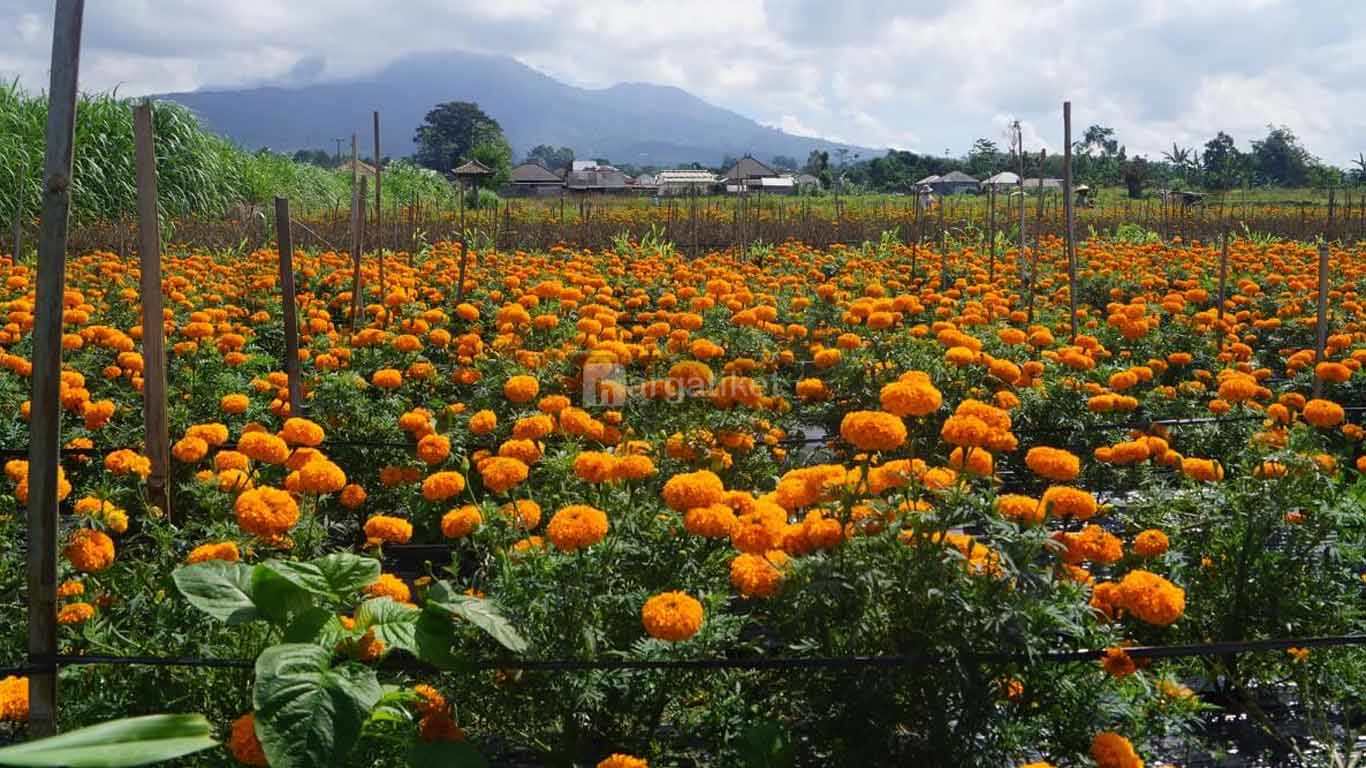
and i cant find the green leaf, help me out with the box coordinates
[413,607,464,670]
[252,644,382,768]
[264,554,381,602]
[736,719,794,768]
[406,741,488,768]
[283,607,348,647]
[426,582,528,654]
[251,566,313,625]
[171,562,259,625]
[355,597,420,654]
[0,714,218,767]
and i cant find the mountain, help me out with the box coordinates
[158,50,879,167]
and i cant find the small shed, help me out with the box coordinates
[1021,177,1063,194]
[452,159,493,189]
[566,167,629,194]
[982,171,1020,189]
[505,162,563,196]
[915,174,941,187]
[932,170,980,195]
[655,170,717,197]
[723,156,780,191]
[793,173,821,192]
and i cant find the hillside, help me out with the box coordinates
[159,50,878,166]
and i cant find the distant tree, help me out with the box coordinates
[525,145,574,171]
[413,101,505,174]
[803,150,829,176]
[1306,162,1343,188]
[469,138,513,188]
[1161,144,1201,187]
[1354,153,1366,186]
[291,149,336,168]
[771,155,798,171]
[1078,125,1120,157]
[1122,156,1151,199]
[719,155,739,174]
[966,138,1002,177]
[1251,125,1312,187]
[1201,132,1244,190]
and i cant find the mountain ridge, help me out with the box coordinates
[158,49,880,167]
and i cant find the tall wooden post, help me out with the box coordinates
[349,174,366,330]
[1312,242,1330,398]
[28,0,84,737]
[276,197,302,415]
[1062,101,1078,340]
[1016,125,1027,289]
[986,181,996,284]
[373,111,385,322]
[132,101,171,522]
[1216,228,1229,324]
[938,192,948,290]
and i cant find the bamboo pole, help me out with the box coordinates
[276,197,302,415]
[132,101,171,522]
[1063,101,1077,340]
[27,0,84,736]
[349,173,366,329]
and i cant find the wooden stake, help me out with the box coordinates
[1217,228,1229,324]
[1312,242,1330,398]
[455,237,470,304]
[349,173,366,330]
[132,101,171,522]
[1062,101,1078,340]
[275,197,302,415]
[373,111,385,322]
[28,0,84,737]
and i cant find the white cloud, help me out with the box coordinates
[0,0,1361,164]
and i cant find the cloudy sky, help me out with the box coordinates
[3,0,1363,164]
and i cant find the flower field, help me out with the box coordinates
[2,232,1365,767]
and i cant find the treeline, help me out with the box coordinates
[828,125,1362,197]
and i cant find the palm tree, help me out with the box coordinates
[1353,153,1366,185]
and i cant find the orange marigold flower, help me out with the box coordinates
[104,448,152,478]
[500,498,543,530]
[298,459,347,495]
[187,541,241,564]
[503,374,540,403]
[221,393,250,415]
[234,486,300,538]
[281,417,325,447]
[171,436,209,463]
[546,504,609,551]
[661,470,725,511]
[840,410,907,452]
[996,494,1043,525]
[1304,398,1345,428]
[366,573,411,603]
[1133,529,1169,558]
[1040,486,1098,520]
[422,471,468,502]
[0,675,30,723]
[57,579,84,598]
[479,456,529,494]
[1100,647,1137,678]
[1025,446,1081,482]
[364,515,413,545]
[228,713,269,766]
[597,755,648,768]
[641,591,703,642]
[417,433,452,465]
[238,432,290,465]
[1180,457,1223,482]
[339,483,368,509]
[1090,731,1143,768]
[880,379,942,418]
[729,552,786,598]
[1116,569,1186,626]
[441,505,483,539]
[64,528,115,573]
[372,368,403,389]
[57,601,96,625]
[469,409,498,435]
[683,503,738,538]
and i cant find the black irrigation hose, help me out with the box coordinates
[3,634,1363,679]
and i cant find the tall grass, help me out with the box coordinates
[0,83,459,227]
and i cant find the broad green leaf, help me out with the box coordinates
[0,714,218,767]
[406,741,488,768]
[354,597,420,654]
[264,554,381,602]
[251,565,313,625]
[283,607,348,647]
[413,607,464,670]
[253,644,382,768]
[426,582,528,654]
[171,562,258,625]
